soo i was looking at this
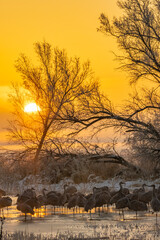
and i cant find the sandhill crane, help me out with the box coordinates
[0,197,12,208]
[64,184,77,195]
[94,191,111,215]
[67,194,78,214]
[128,199,147,219]
[24,197,39,210]
[47,190,68,213]
[65,192,84,213]
[84,194,96,218]
[17,189,40,217]
[133,183,146,194]
[17,190,39,210]
[127,184,146,202]
[36,188,48,208]
[156,186,160,201]
[138,190,152,205]
[76,194,86,213]
[110,182,126,205]
[121,186,130,195]
[59,192,70,214]
[17,202,34,221]
[16,194,30,204]
[109,187,118,197]
[127,192,139,201]
[46,193,60,214]
[17,187,36,205]
[0,197,12,217]
[115,196,129,220]
[22,188,36,199]
[150,184,160,224]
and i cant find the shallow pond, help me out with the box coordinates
[1,197,160,239]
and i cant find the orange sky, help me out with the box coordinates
[0,0,132,145]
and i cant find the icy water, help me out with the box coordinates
[1,197,160,239]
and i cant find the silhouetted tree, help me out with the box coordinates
[62,0,160,173]
[8,41,98,174]
[99,0,160,85]
[98,0,160,169]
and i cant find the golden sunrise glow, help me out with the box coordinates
[0,0,127,143]
[24,103,40,113]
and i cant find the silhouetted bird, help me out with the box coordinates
[17,202,34,221]
[76,194,86,210]
[133,183,146,194]
[110,182,126,205]
[116,196,129,220]
[95,191,111,214]
[22,188,36,198]
[150,184,160,224]
[37,188,48,208]
[84,194,96,218]
[0,196,12,217]
[128,199,147,219]
[64,184,77,195]
[67,194,78,213]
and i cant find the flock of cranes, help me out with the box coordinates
[0,182,160,222]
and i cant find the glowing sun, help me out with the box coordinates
[24,103,40,113]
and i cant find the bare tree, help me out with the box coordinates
[99,0,160,85]
[60,0,160,174]
[8,41,98,174]
[98,0,160,170]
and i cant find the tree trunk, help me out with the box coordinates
[33,127,48,175]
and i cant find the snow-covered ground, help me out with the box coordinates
[14,175,160,195]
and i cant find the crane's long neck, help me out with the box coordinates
[142,184,146,191]
[152,185,156,198]
[42,189,46,197]
[119,183,123,192]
